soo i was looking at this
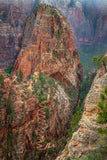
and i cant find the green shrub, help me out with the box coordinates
[56,22,63,38]
[6,96,14,121]
[46,47,51,52]
[92,54,107,72]
[68,109,82,138]
[73,51,77,59]
[52,10,60,24]
[0,120,2,129]
[45,106,50,119]
[17,69,23,82]
[65,157,71,160]
[6,131,13,154]
[0,75,4,88]
[97,86,107,124]
[96,86,107,155]
[18,43,22,48]
[47,147,55,154]
[41,101,45,105]
[35,120,38,129]
[24,151,30,160]
[5,65,14,74]
[52,50,58,56]
[81,152,102,160]
[32,72,57,103]
[7,101,13,115]
[54,98,60,104]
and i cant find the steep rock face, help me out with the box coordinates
[0,0,106,70]
[40,0,107,47]
[0,70,80,159]
[56,69,107,159]
[0,5,82,159]
[12,4,82,87]
[0,71,40,160]
[0,0,38,69]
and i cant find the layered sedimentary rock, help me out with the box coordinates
[12,4,82,86]
[0,0,107,69]
[0,69,77,160]
[56,64,107,160]
[40,0,107,47]
[0,4,82,160]
[0,0,38,69]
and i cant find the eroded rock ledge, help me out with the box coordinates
[56,72,107,160]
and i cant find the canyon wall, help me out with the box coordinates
[56,63,107,160]
[0,4,82,160]
[12,4,82,85]
[0,0,107,69]
[0,0,38,69]
[40,0,107,47]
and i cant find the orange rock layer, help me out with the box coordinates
[12,4,82,87]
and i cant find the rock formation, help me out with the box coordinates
[0,4,82,160]
[12,4,82,85]
[56,61,107,160]
[0,0,107,70]
[40,0,107,47]
[0,0,38,69]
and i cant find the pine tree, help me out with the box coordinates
[97,86,107,124]
[17,69,23,82]
[92,54,107,72]
[0,75,4,88]
[97,86,107,155]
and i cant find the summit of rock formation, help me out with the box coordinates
[0,0,106,72]
[40,0,107,47]
[12,4,82,86]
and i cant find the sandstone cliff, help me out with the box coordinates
[0,4,82,160]
[12,4,82,86]
[0,0,107,71]
[0,69,81,159]
[40,0,107,47]
[56,68,107,159]
[0,0,38,69]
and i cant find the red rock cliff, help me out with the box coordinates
[0,4,82,160]
[13,4,82,87]
[0,1,37,69]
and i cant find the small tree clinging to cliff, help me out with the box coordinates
[92,54,107,72]
[97,86,107,124]
[0,75,4,88]
[17,69,23,82]
[97,86,107,155]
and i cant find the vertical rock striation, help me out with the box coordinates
[56,63,107,160]
[12,4,82,87]
[0,0,38,69]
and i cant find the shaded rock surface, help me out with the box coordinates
[0,0,38,69]
[56,67,107,160]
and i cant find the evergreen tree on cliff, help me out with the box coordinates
[92,54,107,72]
